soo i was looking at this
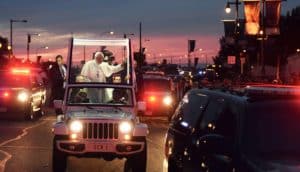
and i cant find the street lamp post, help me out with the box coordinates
[27,33,40,61]
[100,31,114,37]
[225,0,242,75]
[225,0,241,34]
[198,48,207,66]
[36,46,49,57]
[10,19,27,57]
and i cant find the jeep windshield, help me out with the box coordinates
[68,38,133,85]
[67,86,133,107]
[242,99,300,156]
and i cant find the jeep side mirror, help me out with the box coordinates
[137,101,146,111]
[53,100,63,109]
[197,134,232,155]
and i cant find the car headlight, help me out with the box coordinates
[70,121,83,133]
[119,121,132,134]
[17,92,28,102]
[163,96,172,106]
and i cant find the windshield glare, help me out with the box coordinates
[242,99,300,155]
[67,87,133,106]
[69,43,131,85]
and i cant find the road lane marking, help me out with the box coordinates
[40,118,56,121]
[0,126,24,129]
[147,138,164,149]
[0,150,11,172]
[0,145,51,150]
[0,120,47,172]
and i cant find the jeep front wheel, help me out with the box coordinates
[52,136,67,172]
[124,138,147,172]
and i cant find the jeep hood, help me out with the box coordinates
[68,109,132,120]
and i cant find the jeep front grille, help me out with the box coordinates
[82,122,119,140]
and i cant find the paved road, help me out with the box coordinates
[0,111,169,172]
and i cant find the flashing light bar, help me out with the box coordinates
[11,68,30,75]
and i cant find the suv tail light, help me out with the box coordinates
[148,96,156,103]
[3,91,9,98]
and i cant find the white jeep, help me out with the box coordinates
[52,38,148,172]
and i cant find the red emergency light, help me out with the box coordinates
[11,68,30,75]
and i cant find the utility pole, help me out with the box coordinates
[9,19,27,58]
[225,0,242,74]
[261,0,266,76]
[139,22,142,56]
[10,20,12,56]
[27,34,30,62]
[83,46,86,63]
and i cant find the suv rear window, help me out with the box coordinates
[143,78,170,91]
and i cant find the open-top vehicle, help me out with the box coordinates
[52,38,148,172]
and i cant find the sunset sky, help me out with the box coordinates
[0,0,298,63]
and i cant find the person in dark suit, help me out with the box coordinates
[49,55,67,102]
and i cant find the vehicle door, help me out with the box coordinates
[166,91,209,162]
[190,96,238,172]
[30,74,44,109]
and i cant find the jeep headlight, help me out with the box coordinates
[119,121,132,134]
[70,121,83,133]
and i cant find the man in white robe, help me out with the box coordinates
[80,52,124,102]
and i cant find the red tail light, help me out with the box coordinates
[2,91,9,98]
[148,95,156,103]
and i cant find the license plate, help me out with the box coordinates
[88,143,111,152]
[0,107,7,112]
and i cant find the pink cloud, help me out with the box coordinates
[9,30,220,64]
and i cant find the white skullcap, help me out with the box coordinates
[94,52,104,59]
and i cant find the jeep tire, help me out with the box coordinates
[124,137,147,172]
[52,136,67,172]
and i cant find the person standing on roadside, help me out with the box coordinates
[49,55,67,103]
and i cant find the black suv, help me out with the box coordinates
[165,85,300,172]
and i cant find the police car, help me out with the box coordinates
[0,67,46,120]
[52,38,148,172]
